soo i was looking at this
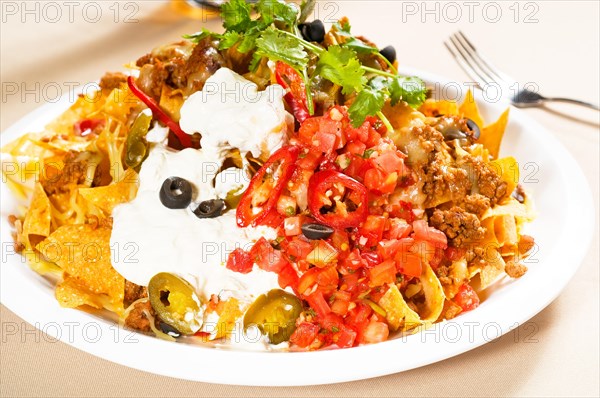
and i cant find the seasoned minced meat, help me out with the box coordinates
[459,155,508,206]
[459,194,491,217]
[505,259,528,278]
[99,72,127,91]
[40,151,88,195]
[124,300,154,333]
[124,281,147,307]
[429,207,486,248]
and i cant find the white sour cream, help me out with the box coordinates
[111,145,280,302]
[179,67,293,159]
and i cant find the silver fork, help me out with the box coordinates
[445,31,599,111]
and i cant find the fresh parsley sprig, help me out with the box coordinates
[183,0,426,127]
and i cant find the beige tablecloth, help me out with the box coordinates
[1,1,598,396]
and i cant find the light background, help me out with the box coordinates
[1,1,598,397]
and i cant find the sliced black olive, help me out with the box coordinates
[301,223,334,240]
[159,177,192,209]
[193,199,225,219]
[158,321,181,338]
[299,20,325,42]
[380,45,397,64]
[465,118,481,139]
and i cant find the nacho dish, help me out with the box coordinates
[2,0,535,350]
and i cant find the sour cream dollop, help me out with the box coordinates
[111,68,293,304]
[179,67,293,159]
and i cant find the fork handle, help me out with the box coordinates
[543,97,600,111]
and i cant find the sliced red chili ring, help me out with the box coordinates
[308,170,368,229]
[127,76,192,148]
[236,145,300,227]
[275,62,310,124]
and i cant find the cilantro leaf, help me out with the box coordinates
[389,76,427,107]
[218,31,242,50]
[221,0,254,32]
[255,28,308,70]
[316,46,365,95]
[348,85,386,127]
[183,28,217,43]
[257,0,298,28]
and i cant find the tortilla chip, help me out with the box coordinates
[459,89,485,129]
[56,275,105,309]
[491,156,519,199]
[79,169,138,215]
[418,262,446,322]
[494,215,519,247]
[22,183,51,246]
[479,247,506,289]
[37,224,124,311]
[479,108,510,159]
[378,284,421,331]
[419,99,459,117]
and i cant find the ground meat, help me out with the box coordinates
[429,207,486,248]
[41,151,88,195]
[99,72,127,91]
[124,300,154,333]
[461,156,508,206]
[124,281,147,307]
[407,125,472,207]
[518,235,535,255]
[459,194,491,217]
[505,259,528,278]
[513,183,526,203]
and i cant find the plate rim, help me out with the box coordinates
[0,67,595,386]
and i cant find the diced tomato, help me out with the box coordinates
[315,266,340,295]
[259,208,285,229]
[290,322,320,348]
[250,237,287,273]
[454,284,480,312]
[364,167,397,194]
[377,239,402,259]
[296,149,322,170]
[360,215,387,242]
[413,220,448,249]
[389,201,415,223]
[330,298,350,316]
[226,248,253,274]
[373,151,404,174]
[277,195,297,217]
[345,140,367,156]
[306,291,331,317]
[345,302,373,338]
[283,216,303,236]
[330,230,350,252]
[367,259,397,286]
[360,321,389,344]
[395,251,422,278]
[334,325,357,348]
[285,237,313,260]
[313,129,338,155]
[306,240,339,267]
[445,246,466,261]
[410,240,438,263]
[361,251,382,268]
[278,263,299,292]
[387,218,412,239]
[297,267,320,296]
[319,312,344,332]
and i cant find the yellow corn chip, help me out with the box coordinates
[37,224,124,311]
[419,99,459,117]
[378,284,421,331]
[22,183,52,247]
[479,108,510,159]
[418,262,446,322]
[459,89,485,129]
[56,275,105,309]
[494,214,518,247]
[491,156,519,198]
[79,169,138,215]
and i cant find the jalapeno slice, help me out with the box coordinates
[243,289,303,345]
[147,272,203,335]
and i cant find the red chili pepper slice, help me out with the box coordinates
[275,62,310,124]
[308,170,368,229]
[236,145,300,227]
[127,76,192,148]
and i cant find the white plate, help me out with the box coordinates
[0,68,594,386]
